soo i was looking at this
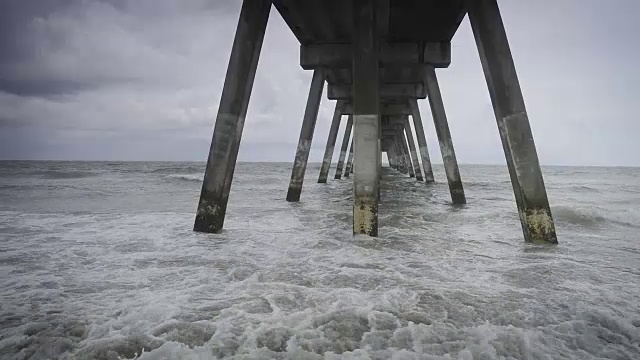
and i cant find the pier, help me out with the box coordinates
[194,0,558,244]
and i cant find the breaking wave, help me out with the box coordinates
[552,206,607,227]
[569,185,601,193]
[552,205,639,229]
[34,170,97,179]
[165,174,203,182]
[151,165,204,175]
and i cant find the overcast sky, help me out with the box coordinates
[1,0,639,166]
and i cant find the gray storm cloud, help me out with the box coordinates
[1,0,639,165]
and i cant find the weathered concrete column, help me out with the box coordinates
[334,115,353,179]
[396,128,415,177]
[393,139,408,174]
[387,146,398,169]
[286,69,326,202]
[424,66,466,204]
[352,0,380,236]
[194,0,270,233]
[378,126,382,178]
[401,132,416,178]
[387,143,398,169]
[391,150,400,169]
[467,0,557,244]
[344,137,355,178]
[408,99,435,182]
[387,152,395,169]
[318,100,345,183]
[392,144,404,171]
[404,116,424,181]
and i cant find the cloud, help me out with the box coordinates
[1,0,639,165]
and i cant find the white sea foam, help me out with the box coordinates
[0,162,639,359]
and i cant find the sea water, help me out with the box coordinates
[0,161,639,359]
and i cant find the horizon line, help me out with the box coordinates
[0,159,639,168]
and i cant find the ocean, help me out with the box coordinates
[0,161,639,359]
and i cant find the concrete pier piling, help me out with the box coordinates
[344,137,354,178]
[394,143,406,173]
[388,154,396,169]
[318,100,345,183]
[467,0,557,243]
[391,140,401,172]
[194,0,270,233]
[197,0,559,242]
[394,139,408,174]
[286,69,325,202]
[404,116,424,181]
[387,146,398,169]
[400,131,416,178]
[408,99,435,182]
[424,66,466,204]
[334,115,353,180]
[391,151,400,170]
[352,0,380,236]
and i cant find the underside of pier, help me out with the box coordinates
[194,0,558,244]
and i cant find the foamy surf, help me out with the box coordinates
[0,162,638,359]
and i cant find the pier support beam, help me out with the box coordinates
[352,0,380,236]
[408,99,435,182]
[424,66,466,204]
[387,152,395,169]
[394,139,408,174]
[392,144,403,172]
[401,132,416,178]
[387,146,398,169]
[404,116,424,181]
[319,100,345,183]
[467,0,557,243]
[194,0,270,233]
[286,69,325,201]
[344,137,355,178]
[334,116,353,179]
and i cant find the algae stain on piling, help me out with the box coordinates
[196,200,224,232]
[521,208,558,244]
[354,204,378,236]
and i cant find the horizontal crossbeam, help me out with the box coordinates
[328,83,426,100]
[382,115,409,126]
[342,103,411,115]
[301,42,451,70]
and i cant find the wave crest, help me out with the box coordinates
[36,170,96,179]
[165,174,202,182]
[552,206,607,227]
